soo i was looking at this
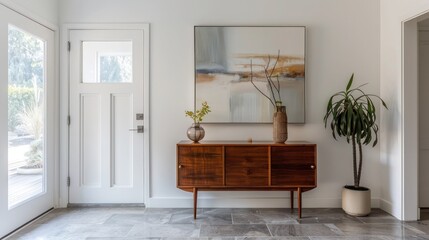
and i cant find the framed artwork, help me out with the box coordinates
[194,26,306,123]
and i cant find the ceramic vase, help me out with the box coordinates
[187,123,205,142]
[273,105,288,143]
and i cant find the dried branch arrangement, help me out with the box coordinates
[250,50,283,108]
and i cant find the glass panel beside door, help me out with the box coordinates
[0,4,54,238]
[8,25,46,208]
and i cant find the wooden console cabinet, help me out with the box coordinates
[176,141,317,219]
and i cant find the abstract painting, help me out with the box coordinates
[194,26,305,123]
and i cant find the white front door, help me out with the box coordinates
[69,29,145,203]
[0,4,55,238]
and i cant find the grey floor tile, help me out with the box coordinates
[104,214,172,225]
[169,213,232,225]
[267,224,343,237]
[408,236,429,240]
[200,224,271,237]
[405,221,429,234]
[298,215,362,224]
[236,237,311,240]
[87,238,161,240]
[203,209,235,215]
[10,223,133,239]
[231,209,262,214]
[35,207,143,225]
[383,236,429,240]
[357,211,401,224]
[55,223,133,239]
[232,213,298,224]
[356,218,401,224]
[162,238,234,240]
[309,236,391,240]
[366,209,396,217]
[31,208,83,224]
[418,219,429,225]
[6,223,69,240]
[6,208,408,240]
[232,214,266,224]
[335,223,423,238]
[127,224,200,238]
[259,212,297,224]
[298,208,345,216]
[144,208,202,215]
[257,209,295,216]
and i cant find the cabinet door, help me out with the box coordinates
[177,146,223,187]
[225,146,268,186]
[271,145,316,186]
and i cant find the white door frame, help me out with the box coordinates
[402,10,429,221]
[60,23,150,207]
[0,0,60,210]
[0,2,58,237]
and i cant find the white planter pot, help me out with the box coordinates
[342,186,371,216]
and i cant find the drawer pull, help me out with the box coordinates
[310,165,315,169]
[179,164,183,169]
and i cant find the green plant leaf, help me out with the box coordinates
[346,73,354,92]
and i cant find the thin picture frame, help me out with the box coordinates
[194,26,306,124]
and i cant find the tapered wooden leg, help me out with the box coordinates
[290,191,294,211]
[193,188,198,219]
[298,187,302,218]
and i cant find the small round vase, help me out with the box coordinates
[187,123,205,142]
[273,106,288,143]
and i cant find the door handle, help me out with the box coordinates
[129,125,144,133]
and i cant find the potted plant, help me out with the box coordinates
[185,101,211,142]
[323,73,387,216]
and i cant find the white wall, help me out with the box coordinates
[380,0,429,220]
[59,0,381,208]
[0,0,58,26]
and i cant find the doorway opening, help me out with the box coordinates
[418,17,429,221]
[403,11,429,221]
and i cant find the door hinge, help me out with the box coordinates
[67,116,71,126]
[67,176,70,187]
[67,41,71,51]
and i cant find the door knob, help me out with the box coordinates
[129,125,144,133]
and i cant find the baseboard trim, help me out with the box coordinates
[146,197,380,209]
[67,203,145,208]
[379,198,399,218]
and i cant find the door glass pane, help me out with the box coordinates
[82,41,132,83]
[8,25,45,208]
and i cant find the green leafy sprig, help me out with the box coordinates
[185,101,211,123]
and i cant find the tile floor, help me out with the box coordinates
[6,207,429,239]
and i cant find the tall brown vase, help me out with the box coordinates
[273,106,288,143]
